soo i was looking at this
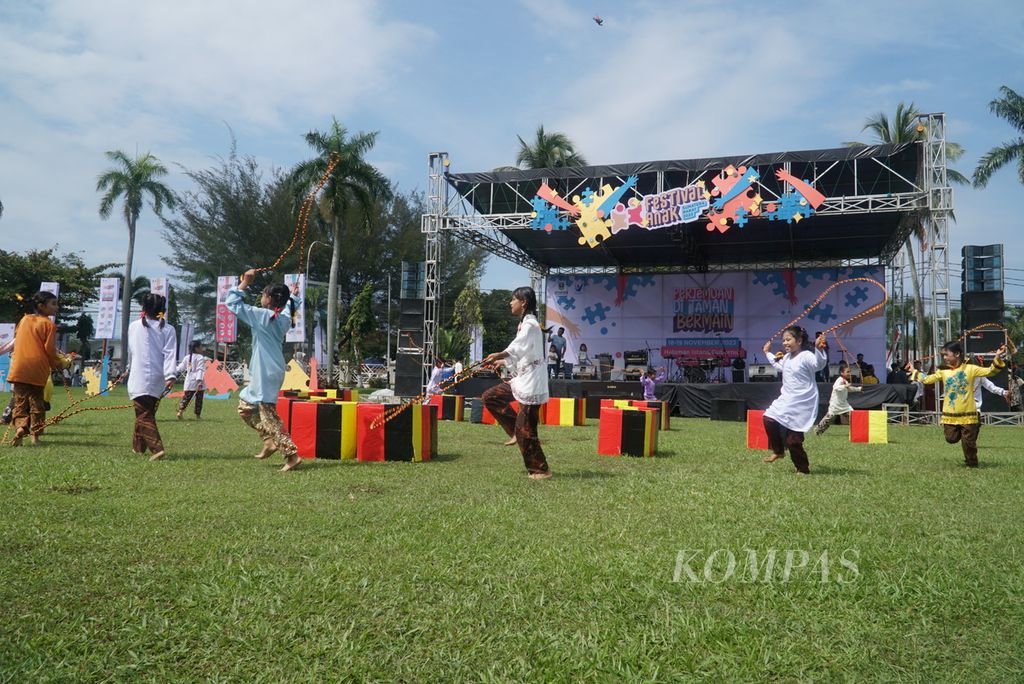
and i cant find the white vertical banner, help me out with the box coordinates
[469,324,483,364]
[178,321,194,362]
[150,277,168,299]
[96,277,120,339]
[215,276,237,344]
[314,320,325,366]
[40,281,59,322]
[283,274,306,344]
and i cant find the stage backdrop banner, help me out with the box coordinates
[546,268,886,381]
[96,277,120,339]
[215,276,237,344]
[283,274,306,344]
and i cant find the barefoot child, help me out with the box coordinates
[762,326,828,474]
[7,291,72,446]
[908,341,1007,467]
[226,270,301,472]
[482,286,552,479]
[126,294,178,460]
[176,340,208,420]
[813,361,862,435]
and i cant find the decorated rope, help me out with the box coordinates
[766,278,888,354]
[368,360,488,430]
[255,152,340,275]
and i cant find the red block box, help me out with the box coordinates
[428,394,465,421]
[356,403,437,462]
[597,407,658,457]
[746,410,768,449]
[543,397,585,426]
[629,400,670,430]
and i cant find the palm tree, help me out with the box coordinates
[850,102,967,358]
[972,86,1024,188]
[97,151,175,356]
[291,119,392,384]
[516,125,588,169]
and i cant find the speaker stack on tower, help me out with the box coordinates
[962,290,1005,356]
[395,298,424,397]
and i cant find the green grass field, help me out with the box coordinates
[2,388,1023,682]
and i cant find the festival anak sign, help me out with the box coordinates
[529,165,826,248]
[215,276,237,344]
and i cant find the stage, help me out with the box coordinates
[455,376,917,419]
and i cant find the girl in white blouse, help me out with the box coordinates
[481,287,551,479]
[125,294,177,461]
[761,326,828,474]
[176,340,209,420]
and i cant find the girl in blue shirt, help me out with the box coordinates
[226,269,301,472]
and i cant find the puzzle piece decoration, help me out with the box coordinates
[556,295,577,311]
[582,302,611,325]
[572,179,638,248]
[706,165,762,234]
[281,359,310,391]
[536,184,579,215]
[804,303,838,325]
[83,365,102,396]
[619,274,657,302]
[844,286,870,308]
[764,191,814,223]
[530,196,569,233]
[752,272,791,299]
[580,188,597,207]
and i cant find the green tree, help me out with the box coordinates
[340,282,376,384]
[97,150,176,356]
[449,261,484,362]
[849,102,967,358]
[972,86,1024,188]
[161,147,302,334]
[480,289,518,356]
[75,314,95,359]
[516,125,588,169]
[0,247,116,326]
[292,119,393,382]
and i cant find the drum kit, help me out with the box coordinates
[674,357,726,383]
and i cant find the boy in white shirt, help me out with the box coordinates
[814,362,862,435]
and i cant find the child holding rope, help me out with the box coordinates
[481,286,552,479]
[907,341,1007,467]
[125,294,177,461]
[227,269,300,472]
[761,326,828,474]
[6,291,71,446]
[176,340,208,420]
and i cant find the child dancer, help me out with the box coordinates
[482,287,552,479]
[176,340,208,420]
[126,294,178,460]
[7,291,71,446]
[813,361,862,435]
[908,342,1007,467]
[640,366,666,401]
[761,326,828,474]
[227,269,300,472]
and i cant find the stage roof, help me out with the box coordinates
[444,142,923,272]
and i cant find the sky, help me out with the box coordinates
[1,0,1023,303]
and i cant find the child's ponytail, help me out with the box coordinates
[140,293,168,328]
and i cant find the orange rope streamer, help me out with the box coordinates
[255,152,340,275]
[369,360,488,430]
[766,278,888,352]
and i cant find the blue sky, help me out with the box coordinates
[1,0,1023,302]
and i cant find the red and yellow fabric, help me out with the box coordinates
[849,409,887,444]
[543,397,585,426]
[356,403,436,462]
[746,410,769,449]
[597,407,658,457]
[629,400,670,430]
[428,394,464,421]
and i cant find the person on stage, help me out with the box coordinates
[907,341,1007,468]
[761,326,828,474]
[813,361,862,435]
[482,287,552,479]
[549,327,566,378]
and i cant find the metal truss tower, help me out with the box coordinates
[421,152,447,389]
[919,113,953,364]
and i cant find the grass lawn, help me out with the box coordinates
[2,388,1023,681]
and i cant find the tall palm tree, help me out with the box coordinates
[291,119,392,384]
[516,125,588,169]
[850,102,967,358]
[972,86,1024,188]
[97,151,175,356]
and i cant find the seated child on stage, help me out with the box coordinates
[814,361,862,435]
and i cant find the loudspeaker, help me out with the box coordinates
[395,353,423,397]
[962,291,1003,329]
[979,367,1010,413]
[963,330,1007,356]
[710,398,746,421]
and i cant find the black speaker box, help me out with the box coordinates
[962,290,1003,311]
[394,352,424,397]
[963,330,1007,356]
[710,398,746,421]
[979,367,1011,413]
